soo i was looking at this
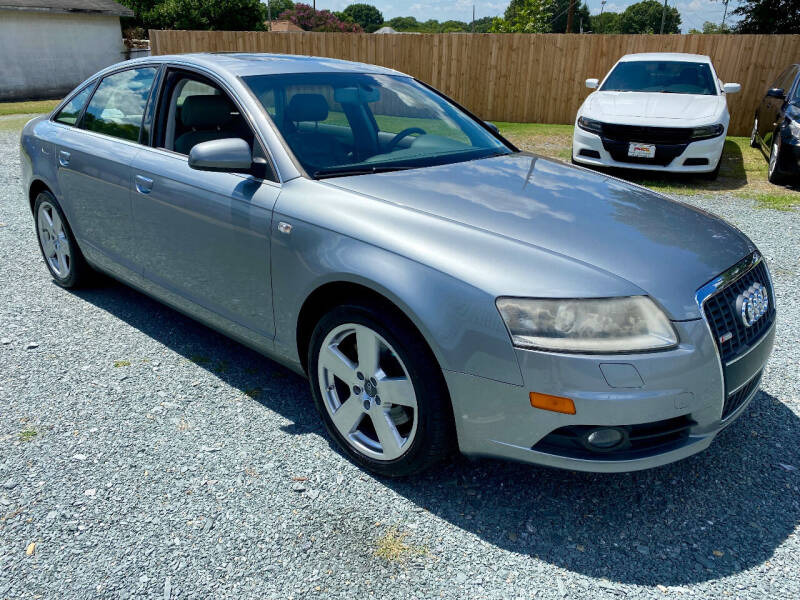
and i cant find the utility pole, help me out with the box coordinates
[721,0,730,27]
[599,0,606,33]
[659,0,668,34]
[566,0,576,33]
[472,4,475,33]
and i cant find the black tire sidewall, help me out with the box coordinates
[768,137,785,185]
[308,303,453,477]
[33,191,85,288]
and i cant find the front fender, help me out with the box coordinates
[270,212,524,386]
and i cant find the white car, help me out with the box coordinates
[572,53,741,179]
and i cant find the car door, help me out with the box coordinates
[130,68,280,339]
[54,66,158,275]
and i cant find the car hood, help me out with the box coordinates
[584,91,725,124]
[324,153,754,320]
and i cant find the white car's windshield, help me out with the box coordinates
[243,72,511,178]
[600,61,717,96]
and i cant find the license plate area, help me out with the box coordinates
[628,142,656,158]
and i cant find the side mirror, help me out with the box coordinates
[484,121,500,134]
[188,138,252,172]
[722,82,741,94]
[766,87,786,99]
[585,78,599,89]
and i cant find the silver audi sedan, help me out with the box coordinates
[20,54,775,476]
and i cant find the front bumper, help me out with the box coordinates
[572,126,725,173]
[445,317,774,473]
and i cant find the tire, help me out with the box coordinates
[768,138,786,185]
[700,156,722,181]
[308,301,455,477]
[33,190,91,288]
[750,116,760,149]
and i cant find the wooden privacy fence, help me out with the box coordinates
[150,31,800,136]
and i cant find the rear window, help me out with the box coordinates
[54,85,93,126]
[81,67,157,142]
[601,61,717,96]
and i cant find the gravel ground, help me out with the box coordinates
[1,114,799,600]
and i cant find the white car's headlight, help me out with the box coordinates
[496,296,678,353]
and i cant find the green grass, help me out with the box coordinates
[0,99,60,116]
[19,427,37,442]
[497,122,798,209]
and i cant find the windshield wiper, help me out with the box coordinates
[313,165,415,179]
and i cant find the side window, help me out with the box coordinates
[54,84,93,126]
[778,67,798,92]
[82,67,156,142]
[163,74,256,157]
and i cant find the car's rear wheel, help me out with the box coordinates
[768,139,786,185]
[750,117,760,149]
[33,191,90,288]
[308,302,454,477]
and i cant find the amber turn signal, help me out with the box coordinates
[529,392,576,415]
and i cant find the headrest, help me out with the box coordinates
[181,95,233,128]
[287,94,329,122]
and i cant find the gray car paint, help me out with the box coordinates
[20,53,774,472]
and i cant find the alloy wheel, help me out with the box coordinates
[37,201,71,279]
[317,323,418,461]
[769,142,778,178]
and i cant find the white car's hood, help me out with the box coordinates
[583,91,726,125]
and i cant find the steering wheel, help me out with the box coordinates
[385,127,426,152]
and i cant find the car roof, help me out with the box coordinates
[618,53,712,63]
[122,52,406,78]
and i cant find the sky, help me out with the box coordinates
[311,0,743,33]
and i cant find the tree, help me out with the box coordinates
[279,3,362,31]
[439,19,469,32]
[341,3,383,33]
[265,0,294,21]
[146,0,267,30]
[490,0,555,33]
[590,11,622,33]
[733,0,800,33]
[688,21,732,34]
[551,0,590,32]
[386,16,422,31]
[618,0,680,34]
[471,16,496,32]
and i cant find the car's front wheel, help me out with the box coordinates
[33,191,91,288]
[308,302,454,477]
[750,116,760,149]
[768,138,786,185]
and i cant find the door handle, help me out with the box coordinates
[135,174,154,194]
[58,150,70,166]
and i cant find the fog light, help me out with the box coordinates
[586,428,624,449]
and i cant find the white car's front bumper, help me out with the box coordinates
[572,126,725,173]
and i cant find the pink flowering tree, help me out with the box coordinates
[279,3,363,32]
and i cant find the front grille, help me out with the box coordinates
[532,416,694,461]
[702,260,775,363]
[723,371,762,420]
[600,123,694,144]
[602,139,687,166]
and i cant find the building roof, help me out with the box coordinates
[268,19,303,32]
[374,26,398,34]
[0,0,133,16]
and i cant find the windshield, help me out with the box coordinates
[243,72,511,177]
[600,61,717,95]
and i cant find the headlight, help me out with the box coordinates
[496,296,678,353]
[577,116,603,135]
[691,124,725,140]
[787,119,800,138]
